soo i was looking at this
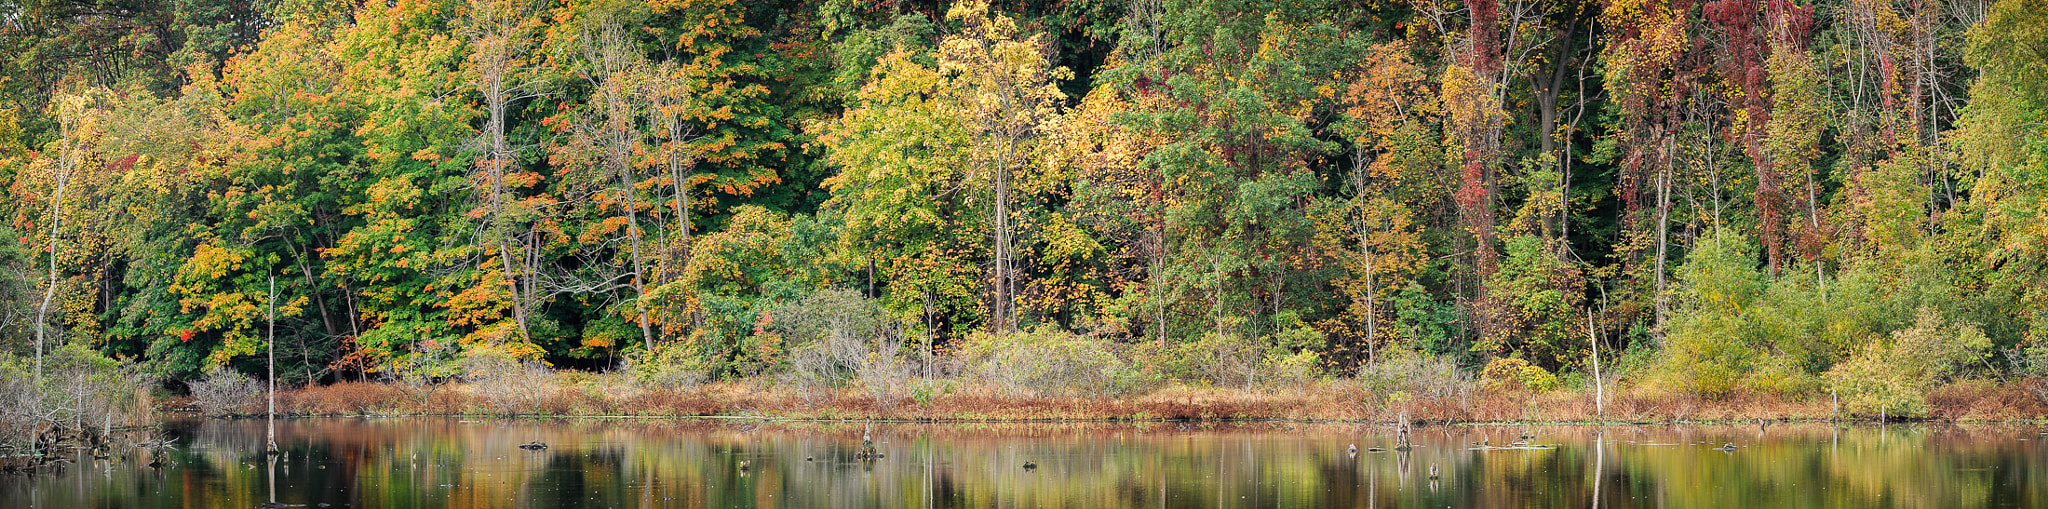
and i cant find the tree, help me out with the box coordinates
[1600,0,1707,340]
[1331,40,1439,364]
[1954,0,2048,348]
[462,0,549,347]
[935,0,1070,333]
[1116,2,1367,345]
[1413,0,1551,342]
[552,11,656,350]
[814,46,983,333]
[27,93,91,395]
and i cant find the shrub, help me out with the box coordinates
[1168,334,1327,390]
[0,346,155,453]
[1653,234,1766,397]
[2003,345,2048,404]
[1828,308,1992,419]
[0,373,39,448]
[384,339,461,408]
[1356,352,1472,402]
[462,347,556,415]
[765,289,911,407]
[1743,355,1820,397]
[627,341,714,391]
[1262,349,1322,390]
[189,365,263,417]
[958,327,1156,398]
[1181,334,1266,389]
[1478,357,1557,393]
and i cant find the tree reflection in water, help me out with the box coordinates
[3,418,2045,508]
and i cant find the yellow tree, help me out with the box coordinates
[1046,77,1172,341]
[1331,41,1439,361]
[19,93,96,385]
[936,0,1070,333]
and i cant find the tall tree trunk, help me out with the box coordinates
[616,134,652,351]
[266,275,277,454]
[1354,147,1378,364]
[1654,137,1674,340]
[993,148,1013,333]
[487,82,532,344]
[35,104,79,432]
[470,0,536,345]
[35,177,62,391]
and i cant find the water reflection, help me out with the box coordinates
[4,418,2045,508]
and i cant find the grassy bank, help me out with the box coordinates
[182,375,2048,424]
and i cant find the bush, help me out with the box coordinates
[0,373,40,448]
[1262,349,1322,390]
[189,365,263,417]
[2003,345,2048,404]
[383,339,461,408]
[627,341,714,391]
[765,289,911,407]
[1356,352,1472,402]
[1182,334,1265,389]
[1,345,155,453]
[958,327,1156,398]
[1164,334,1328,390]
[462,346,556,415]
[1828,308,1992,419]
[1478,357,1557,393]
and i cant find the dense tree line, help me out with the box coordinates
[3,0,2045,405]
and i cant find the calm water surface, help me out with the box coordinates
[4,417,2045,508]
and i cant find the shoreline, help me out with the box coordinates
[174,413,2048,426]
[175,378,2048,425]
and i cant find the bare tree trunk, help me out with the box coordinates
[1587,309,1603,418]
[646,60,701,338]
[1654,138,1674,340]
[993,148,1012,333]
[615,130,652,351]
[666,145,692,273]
[487,82,532,344]
[35,173,64,392]
[267,275,277,454]
[468,0,537,345]
[33,104,81,460]
[1153,223,1167,346]
[1354,147,1377,364]
[595,55,653,350]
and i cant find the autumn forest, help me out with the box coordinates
[3,0,2047,423]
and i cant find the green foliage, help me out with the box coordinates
[1827,309,1993,418]
[1478,357,1558,393]
[1654,234,1767,397]
[1,0,2045,410]
[1355,351,1473,403]
[626,340,715,390]
[957,327,1155,398]
[1480,235,1582,366]
[1391,282,1464,357]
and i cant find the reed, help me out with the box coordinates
[180,373,2048,423]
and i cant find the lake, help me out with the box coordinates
[4,417,2044,508]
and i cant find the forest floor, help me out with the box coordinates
[168,377,2048,424]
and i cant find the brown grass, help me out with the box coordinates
[1926,379,2048,421]
[192,377,2048,423]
